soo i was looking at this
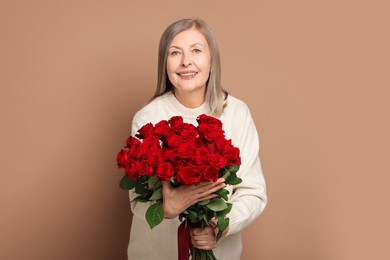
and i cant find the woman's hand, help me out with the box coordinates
[161,178,226,219]
[190,219,230,250]
[190,224,217,250]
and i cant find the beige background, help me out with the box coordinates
[1,0,389,259]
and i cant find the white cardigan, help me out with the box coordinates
[127,92,267,260]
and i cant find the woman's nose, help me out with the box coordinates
[181,53,192,67]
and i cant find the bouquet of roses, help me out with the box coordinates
[116,114,242,260]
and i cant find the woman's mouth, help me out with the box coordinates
[177,71,198,77]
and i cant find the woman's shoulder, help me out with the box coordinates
[225,94,252,115]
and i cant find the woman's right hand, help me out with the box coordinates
[161,178,226,219]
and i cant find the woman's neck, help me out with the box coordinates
[173,89,206,108]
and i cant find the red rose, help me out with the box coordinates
[173,159,188,171]
[125,159,138,180]
[117,149,129,168]
[197,123,213,134]
[181,129,198,143]
[202,165,219,182]
[207,143,217,154]
[168,116,184,133]
[195,147,209,157]
[166,134,183,148]
[215,138,232,153]
[176,166,202,186]
[141,137,160,158]
[204,131,225,142]
[177,142,196,159]
[154,120,173,138]
[127,137,142,159]
[198,124,225,143]
[189,147,209,166]
[147,149,162,167]
[125,136,141,148]
[223,146,241,166]
[199,123,224,133]
[196,114,223,129]
[156,161,174,181]
[137,160,154,176]
[207,153,227,169]
[182,123,197,131]
[162,148,178,163]
[190,155,207,167]
[136,123,155,139]
[194,136,206,146]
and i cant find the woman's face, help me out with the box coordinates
[166,28,211,99]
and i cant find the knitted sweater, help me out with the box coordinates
[127,92,267,260]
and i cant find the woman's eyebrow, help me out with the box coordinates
[191,43,204,47]
[169,43,205,49]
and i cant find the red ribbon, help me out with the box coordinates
[178,221,191,260]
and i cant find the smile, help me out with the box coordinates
[177,72,198,77]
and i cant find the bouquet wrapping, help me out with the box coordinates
[116,114,242,260]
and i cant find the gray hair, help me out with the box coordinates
[154,18,227,117]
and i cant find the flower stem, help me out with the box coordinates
[191,246,217,260]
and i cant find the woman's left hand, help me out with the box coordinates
[190,219,229,250]
[190,224,217,250]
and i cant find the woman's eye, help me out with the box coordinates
[170,51,180,55]
[193,49,201,53]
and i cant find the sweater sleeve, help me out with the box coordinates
[226,105,267,236]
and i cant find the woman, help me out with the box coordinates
[127,18,267,260]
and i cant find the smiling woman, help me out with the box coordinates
[125,18,267,260]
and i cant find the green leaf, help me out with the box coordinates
[186,208,198,222]
[225,169,242,185]
[148,176,159,190]
[223,169,234,184]
[222,166,241,186]
[217,203,233,216]
[228,177,242,185]
[131,196,149,203]
[155,179,162,189]
[230,165,240,174]
[135,177,148,196]
[149,187,162,201]
[170,178,180,188]
[145,203,164,229]
[216,216,229,241]
[198,199,210,206]
[119,175,136,190]
[202,214,209,225]
[215,188,229,201]
[217,216,229,232]
[206,198,228,212]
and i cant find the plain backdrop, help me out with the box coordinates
[1,0,389,259]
